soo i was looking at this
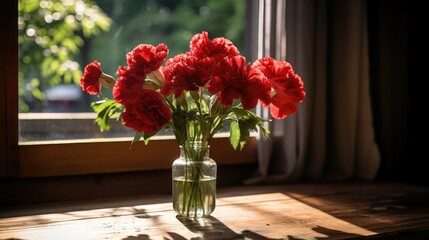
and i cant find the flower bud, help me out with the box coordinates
[143,81,157,90]
[270,88,277,98]
[148,68,165,88]
[98,73,116,89]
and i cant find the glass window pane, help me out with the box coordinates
[18,0,245,142]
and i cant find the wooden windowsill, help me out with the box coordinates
[1,181,429,239]
[18,135,257,178]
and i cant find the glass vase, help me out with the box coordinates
[172,141,217,218]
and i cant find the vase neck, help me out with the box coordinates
[180,141,209,160]
[182,140,208,149]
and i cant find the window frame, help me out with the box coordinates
[1,1,19,178]
[1,1,258,178]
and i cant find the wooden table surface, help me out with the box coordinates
[1,181,429,239]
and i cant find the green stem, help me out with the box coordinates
[182,142,207,217]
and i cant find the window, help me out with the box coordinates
[19,0,246,142]
[1,0,258,178]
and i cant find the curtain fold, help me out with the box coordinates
[248,0,380,184]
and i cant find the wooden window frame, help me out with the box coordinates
[0,1,258,178]
[1,1,19,178]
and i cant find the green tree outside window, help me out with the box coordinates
[19,0,244,113]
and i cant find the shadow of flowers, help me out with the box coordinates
[176,215,243,239]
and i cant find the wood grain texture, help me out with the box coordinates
[19,136,257,177]
[1,182,428,239]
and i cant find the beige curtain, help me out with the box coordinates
[247,0,380,184]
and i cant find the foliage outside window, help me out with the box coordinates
[18,0,111,112]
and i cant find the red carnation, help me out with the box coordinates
[253,57,305,119]
[207,56,270,110]
[121,90,171,134]
[112,66,146,105]
[126,43,169,75]
[189,31,239,60]
[80,61,102,95]
[161,54,215,98]
[165,53,187,67]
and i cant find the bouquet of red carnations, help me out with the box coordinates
[80,31,305,149]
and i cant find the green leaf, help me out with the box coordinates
[130,132,155,149]
[131,132,144,147]
[231,107,250,118]
[62,38,79,53]
[229,108,272,150]
[238,119,251,150]
[172,110,187,145]
[210,95,221,116]
[190,90,200,102]
[229,121,240,150]
[257,121,271,138]
[91,99,123,132]
[143,132,155,145]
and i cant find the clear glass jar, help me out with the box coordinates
[172,141,217,218]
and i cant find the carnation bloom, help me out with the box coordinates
[189,31,239,60]
[207,56,271,110]
[112,66,146,105]
[114,44,169,105]
[253,57,306,119]
[126,43,169,75]
[121,90,171,134]
[161,54,215,97]
[80,61,102,95]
